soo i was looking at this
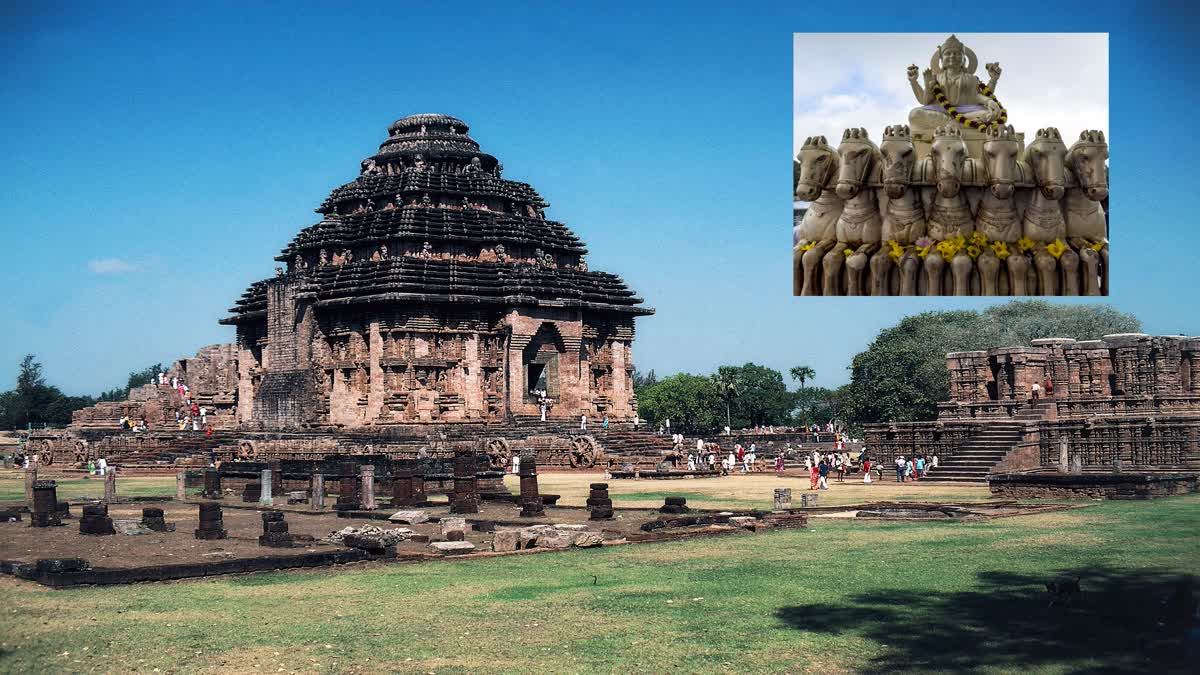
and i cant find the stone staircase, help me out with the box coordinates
[924,400,1052,483]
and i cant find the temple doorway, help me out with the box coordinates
[522,323,565,404]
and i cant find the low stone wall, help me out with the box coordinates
[988,472,1199,500]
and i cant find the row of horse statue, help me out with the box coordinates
[793,124,1108,296]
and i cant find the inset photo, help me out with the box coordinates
[793,33,1109,296]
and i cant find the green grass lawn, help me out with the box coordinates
[0,473,177,502]
[1,493,1196,673]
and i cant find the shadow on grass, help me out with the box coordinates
[776,565,1197,674]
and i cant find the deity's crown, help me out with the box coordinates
[1077,130,1106,144]
[883,125,912,142]
[941,34,964,53]
[986,124,1017,141]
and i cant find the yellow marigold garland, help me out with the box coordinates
[969,231,988,248]
[931,81,1007,131]
[797,242,815,252]
[1017,236,1035,252]
[966,244,982,259]
[991,240,1011,260]
[1088,240,1105,252]
[843,248,854,257]
[1045,239,1068,259]
[887,240,907,262]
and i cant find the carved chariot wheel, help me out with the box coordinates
[481,437,512,470]
[568,435,600,468]
[73,440,91,464]
[237,441,258,461]
[36,440,55,466]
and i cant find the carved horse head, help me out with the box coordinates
[1067,129,1109,201]
[834,128,879,200]
[1023,127,1068,200]
[794,135,839,201]
[879,125,916,198]
[930,125,968,197]
[981,124,1021,200]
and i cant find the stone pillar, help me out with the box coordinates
[367,320,384,420]
[1058,435,1069,473]
[24,464,37,507]
[269,459,284,496]
[392,462,415,507]
[774,487,792,510]
[195,502,227,540]
[30,480,61,527]
[411,465,427,506]
[335,461,359,511]
[360,465,376,510]
[176,470,187,501]
[103,469,117,504]
[259,469,274,506]
[588,483,614,520]
[518,449,544,518]
[310,473,325,510]
[203,468,223,499]
[450,450,479,514]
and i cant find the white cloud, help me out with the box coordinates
[87,257,140,274]
[793,33,1108,156]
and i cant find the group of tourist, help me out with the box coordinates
[118,416,148,432]
[893,454,938,481]
[1031,377,1055,400]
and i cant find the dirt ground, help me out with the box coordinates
[0,497,677,569]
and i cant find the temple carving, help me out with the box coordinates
[221,114,652,427]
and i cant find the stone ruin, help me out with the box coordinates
[794,35,1108,296]
[258,511,295,548]
[194,503,227,540]
[25,114,674,477]
[79,503,115,536]
[30,480,62,528]
[865,334,1200,483]
[587,483,614,520]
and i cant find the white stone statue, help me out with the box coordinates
[876,125,925,295]
[823,128,881,296]
[793,135,844,296]
[908,35,1003,132]
[1063,130,1109,295]
[921,125,975,296]
[973,124,1030,295]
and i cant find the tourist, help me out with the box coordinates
[580,415,587,430]
[96,456,108,476]
[905,457,915,481]
[746,445,757,472]
[1044,376,1054,397]
[835,454,845,482]
[199,406,208,425]
[708,450,716,471]
[192,417,199,431]
[205,425,213,437]
[862,455,872,484]
[895,455,906,482]
[696,438,705,453]
[808,456,818,490]
[726,450,736,475]
[687,454,696,471]
[1031,380,1041,400]
[665,418,671,435]
[818,457,830,490]
[931,453,939,471]
[916,455,926,479]
[512,452,521,475]
[774,453,784,474]
[633,414,639,428]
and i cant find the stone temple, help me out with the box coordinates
[865,334,1200,497]
[224,114,650,427]
[30,115,671,471]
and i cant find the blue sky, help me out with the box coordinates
[1,1,1197,396]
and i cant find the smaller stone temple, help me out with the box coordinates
[794,34,1109,297]
[866,334,1200,481]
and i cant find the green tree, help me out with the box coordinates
[0,355,95,429]
[789,365,816,388]
[790,385,836,427]
[637,374,723,435]
[712,367,741,430]
[719,363,795,428]
[841,300,1141,425]
[632,367,657,393]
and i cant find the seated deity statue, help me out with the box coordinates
[908,35,1004,133]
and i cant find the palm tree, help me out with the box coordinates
[712,369,741,430]
[790,365,816,389]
